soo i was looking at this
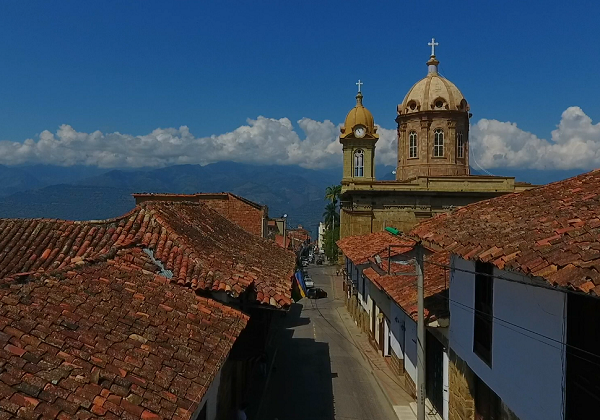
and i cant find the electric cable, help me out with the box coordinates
[357,254,600,370]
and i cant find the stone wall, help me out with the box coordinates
[448,350,475,420]
[396,111,470,180]
[390,348,405,376]
[405,372,417,399]
[341,190,506,237]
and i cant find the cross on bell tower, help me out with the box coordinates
[356,79,363,93]
[428,38,439,56]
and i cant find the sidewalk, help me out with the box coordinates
[331,269,440,420]
[334,305,418,420]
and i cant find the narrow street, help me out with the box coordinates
[257,265,398,420]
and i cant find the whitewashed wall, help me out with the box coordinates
[347,256,419,385]
[449,256,566,420]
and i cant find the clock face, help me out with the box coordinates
[354,125,366,138]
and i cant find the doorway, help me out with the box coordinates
[426,331,444,416]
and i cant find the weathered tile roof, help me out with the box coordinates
[337,231,415,265]
[0,202,295,308]
[0,259,248,419]
[411,169,600,294]
[337,231,448,321]
[363,251,450,322]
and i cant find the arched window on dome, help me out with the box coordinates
[409,132,418,158]
[434,129,444,157]
[354,149,364,177]
[457,132,464,158]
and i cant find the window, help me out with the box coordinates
[474,261,494,365]
[434,129,444,157]
[475,376,500,420]
[354,149,364,177]
[409,132,418,158]
[457,132,464,158]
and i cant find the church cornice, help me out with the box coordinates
[395,109,469,124]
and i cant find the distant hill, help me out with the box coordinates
[0,162,344,237]
[0,165,45,196]
[0,162,587,238]
[0,184,134,220]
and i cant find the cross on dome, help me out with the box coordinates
[356,79,363,93]
[428,38,439,56]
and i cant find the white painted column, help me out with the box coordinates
[443,349,449,420]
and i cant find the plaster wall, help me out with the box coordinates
[362,273,419,386]
[449,256,566,420]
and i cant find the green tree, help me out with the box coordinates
[323,226,340,262]
[322,202,340,229]
[323,184,342,262]
[325,185,342,204]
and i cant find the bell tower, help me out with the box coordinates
[395,39,471,180]
[340,81,379,183]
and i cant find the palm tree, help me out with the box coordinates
[325,185,342,204]
[323,202,340,229]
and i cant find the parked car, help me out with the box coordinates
[307,287,327,299]
[304,277,315,289]
[301,260,309,267]
[316,258,323,265]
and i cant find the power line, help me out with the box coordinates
[372,254,600,368]
[413,258,600,368]
[436,292,600,371]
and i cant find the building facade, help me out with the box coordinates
[411,168,600,420]
[339,46,532,240]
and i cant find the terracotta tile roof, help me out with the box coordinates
[337,231,415,265]
[363,251,450,322]
[0,202,296,308]
[0,259,248,419]
[410,169,600,294]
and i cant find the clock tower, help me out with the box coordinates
[340,81,379,183]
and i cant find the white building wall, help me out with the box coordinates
[388,301,418,386]
[449,256,566,420]
[318,222,326,253]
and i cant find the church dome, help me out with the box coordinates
[341,92,378,139]
[398,56,469,115]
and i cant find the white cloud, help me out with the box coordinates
[1,106,598,171]
[0,117,338,169]
[0,116,398,169]
[471,106,600,170]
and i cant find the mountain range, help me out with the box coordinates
[0,162,586,238]
[0,162,346,237]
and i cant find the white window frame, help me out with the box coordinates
[434,129,444,157]
[354,149,364,177]
[409,131,418,158]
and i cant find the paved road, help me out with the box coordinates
[257,265,397,420]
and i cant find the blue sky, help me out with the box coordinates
[0,1,599,172]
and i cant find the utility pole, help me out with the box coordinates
[416,243,426,420]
